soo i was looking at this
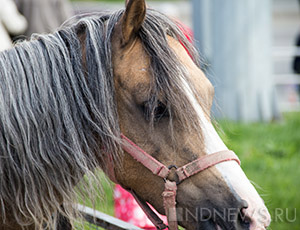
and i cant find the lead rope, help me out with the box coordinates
[162,180,178,230]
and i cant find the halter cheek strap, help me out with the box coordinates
[108,134,241,230]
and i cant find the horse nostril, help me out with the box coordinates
[241,199,249,209]
[238,210,251,229]
[238,200,251,230]
[242,200,249,209]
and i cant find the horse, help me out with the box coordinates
[0,0,271,229]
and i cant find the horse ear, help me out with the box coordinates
[118,0,146,46]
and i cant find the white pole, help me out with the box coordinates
[193,0,279,122]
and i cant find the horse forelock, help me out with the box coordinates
[0,8,204,229]
[138,10,205,141]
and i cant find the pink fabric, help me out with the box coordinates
[176,21,193,43]
[114,185,167,229]
[176,21,194,57]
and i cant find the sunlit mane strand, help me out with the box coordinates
[0,8,202,229]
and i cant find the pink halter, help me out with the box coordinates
[108,134,240,230]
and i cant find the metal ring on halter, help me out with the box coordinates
[167,165,178,170]
[163,165,180,184]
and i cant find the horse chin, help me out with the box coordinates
[179,220,222,230]
[181,221,243,230]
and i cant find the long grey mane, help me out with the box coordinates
[0,8,201,230]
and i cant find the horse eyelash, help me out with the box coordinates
[140,100,169,122]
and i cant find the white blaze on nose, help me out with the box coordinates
[181,78,271,229]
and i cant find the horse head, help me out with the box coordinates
[111,0,271,229]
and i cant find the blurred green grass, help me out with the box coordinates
[81,112,300,230]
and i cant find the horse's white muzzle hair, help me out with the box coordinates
[183,78,271,229]
[201,115,271,229]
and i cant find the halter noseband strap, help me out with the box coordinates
[110,134,241,230]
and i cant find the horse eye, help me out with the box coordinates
[153,102,169,120]
[141,101,169,122]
